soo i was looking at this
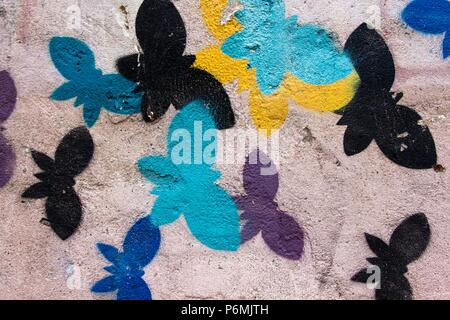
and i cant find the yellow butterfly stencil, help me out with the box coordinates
[194,0,360,134]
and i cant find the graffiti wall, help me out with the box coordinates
[0,0,449,300]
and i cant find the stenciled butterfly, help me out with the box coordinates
[337,23,438,169]
[22,126,94,240]
[49,37,142,127]
[138,100,240,251]
[235,149,304,260]
[0,70,17,187]
[221,0,354,95]
[116,0,236,129]
[92,216,161,300]
[352,213,431,300]
[402,0,450,59]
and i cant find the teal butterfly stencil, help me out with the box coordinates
[49,37,143,127]
[138,100,240,251]
[221,0,354,95]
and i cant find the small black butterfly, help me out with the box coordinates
[338,23,437,169]
[22,126,94,240]
[116,0,236,129]
[352,213,431,300]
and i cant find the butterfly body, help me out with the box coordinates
[338,24,437,169]
[92,217,161,300]
[0,70,17,187]
[117,0,235,129]
[138,100,240,251]
[22,127,94,240]
[49,37,142,127]
[237,150,304,260]
[352,213,431,300]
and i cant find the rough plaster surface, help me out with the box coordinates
[0,0,449,300]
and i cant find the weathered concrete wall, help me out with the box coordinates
[0,0,449,300]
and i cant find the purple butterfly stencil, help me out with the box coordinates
[235,149,304,260]
[0,70,17,187]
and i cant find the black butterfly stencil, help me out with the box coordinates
[352,213,431,300]
[116,0,236,129]
[22,127,94,240]
[338,23,437,169]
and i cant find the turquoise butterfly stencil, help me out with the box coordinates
[221,0,354,95]
[138,100,240,251]
[49,37,143,127]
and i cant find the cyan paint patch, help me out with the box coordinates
[138,100,240,251]
[49,37,143,127]
[221,0,354,95]
[402,0,450,59]
[92,216,161,300]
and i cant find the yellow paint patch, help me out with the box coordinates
[200,0,241,41]
[194,45,252,93]
[286,71,360,112]
[249,87,289,134]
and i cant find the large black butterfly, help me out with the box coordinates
[337,23,437,169]
[352,213,431,300]
[116,0,235,129]
[22,127,94,240]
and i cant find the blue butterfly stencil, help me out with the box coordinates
[402,0,450,59]
[221,0,354,95]
[92,217,161,300]
[138,100,240,251]
[49,37,143,127]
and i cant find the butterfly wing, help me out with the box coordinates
[123,217,161,268]
[22,182,50,199]
[344,23,395,92]
[99,74,142,115]
[289,24,354,86]
[49,37,96,81]
[117,276,152,301]
[184,185,240,251]
[31,150,55,172]
[342,124,374,156]
[261,210,304,260]
[54,127,94,177]
[166,68,235,130]
[97,243,120,264]
[374,105,437,169]
[375,273,413,300]
[45,188,82,240]
[0,133,15,187]
[91,275,118,294]
[444,33,450,59]
[135,0,187,72]
[351,268,372,284]
[0,70,17,123]
[402,0,450,35]
[235,195,263,244]
[243,149,279,199]
[116,54,141,82]
[138,156,184,194]
[388,213,431,265]
[364,233,391,259]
